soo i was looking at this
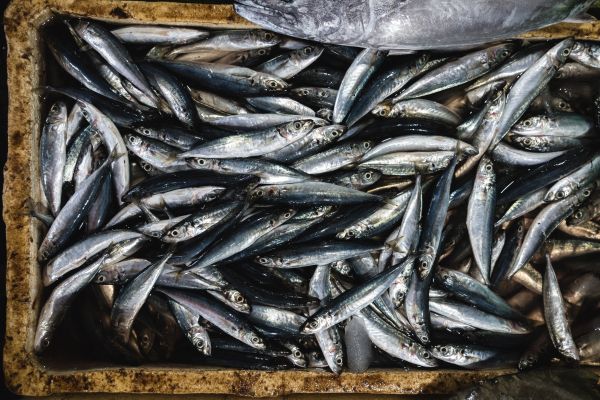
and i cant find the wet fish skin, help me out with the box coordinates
[292,140,373,175]
[234,0,593,50]
[493,38,574,145]
[569,41,600,68]
[466,156,496,285]
[507,185,593,278]
[179,120,315,159]
[256,45,323,79]
[543,255,579,361]
[111,26,209,45]
[250,181,383,206]
[396,43,515,100]
[256,240,382,269]
[74,20,159,105]
[160,288,266,350]
[544,153,600,202]
[301,256,415,334]
[263,124,345,163]
[40,101,68,216]
[510,113,593,138]
[333,48,388,124]
[158,60,289,96]
[168,300,211,355]
[111,252,173,343]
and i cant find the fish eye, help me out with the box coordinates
[151,232,160,237]
[255,190,264,197]
[207,193,217,201]
[143,128,151,135]
[422,351,431,359]
[301,89,310,95]
[556,191,566,199]
[268,80,279,88]
[558,101,567,109]
[303,47,313,54]
[284,212,292,218]
[420,335,428,342]
[294,349,302,358]
[584,189,592,196]
[364,172,373,179]
[51,105,58,112]
[42,338,51,348]
[336,356,344,365]
[251,336,260,343]
[378,109,387,116]
[562,48,571,57]
[440,346,448,354]
[363,141,371,149]
[346,229,356,237]
[293,121,302,129]
[574,211,583,219]
[523,138,532,146]
[264,32,273,40]
[258,257,269,264]
[421,261,428,269]
[170,229,179,237]
[523,120,532,127]
[97,275,106,283]
[196,159,206,165]
[485,164,493,171]
[258,49,267,55]
[196,338,205,347]
[518,225,524,232]
[501,50,509,58]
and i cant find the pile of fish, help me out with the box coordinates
[33,18,600,372]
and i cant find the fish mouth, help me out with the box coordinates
[234,2,298,35]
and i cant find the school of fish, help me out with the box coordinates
[32,16,600,372]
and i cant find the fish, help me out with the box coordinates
[234,0,593,50]
[40,102,68,216]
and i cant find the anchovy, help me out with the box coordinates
[397,43,515,100]
[507,186,593,278]
[543,255,579,361]
[256,45,323,79]
[40,102,68,216]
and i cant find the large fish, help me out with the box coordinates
[234,0,593,50]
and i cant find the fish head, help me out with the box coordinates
[272,208,297,226]
[133,124,159,140]
[551,97,573,113]
[45,101,67,125]
[568,206,592,226]
[337,223,366,240]
[431,344,463,363]
[485,42,517,66]
[33,320,53,354]
[254,72,289,92]
[249,29,281,46]
[293,45,323,62]
[187,327,211,356]
[185,157,219,171]
[511,115,546,135]
[355,169,382,186]
[235,0,352,42]
[243,329,266,349]
[285,343,307,367]
[371,101,394,118]
[164,220,194,242]
[255,255,282,268]
[223,289,251,313]
[139,161,159,175]
[250,185,277,201]
[436,268,456,287]
[124,133,145,152]
[322,125,345,141]
[476,156,496,186]
[282,119,315,139]
[300,315,328,334]
[291,87,316,99]
[316,108,333,122]
[352,140,373,156]
[548,38,576,67]
[416,346,438,367]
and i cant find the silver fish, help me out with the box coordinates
[40,101,68,216]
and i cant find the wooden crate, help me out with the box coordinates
[3,0,600,396]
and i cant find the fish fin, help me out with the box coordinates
[131,198,160,223]
[23,198,54,228]
[563,13,597,23]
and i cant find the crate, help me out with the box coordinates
[4,0,600,396]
